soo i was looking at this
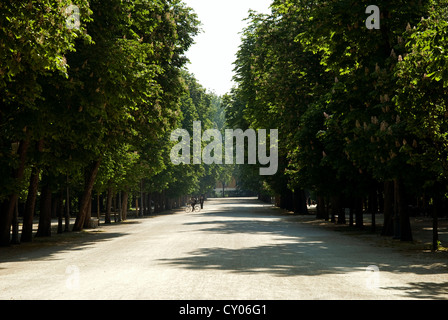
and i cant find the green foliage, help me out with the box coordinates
[0,0,92,200]
[0,0,208,240]
[395,0,448,183]
[231,0,448,214]
[160,69,224,197]
[5,0,448,243]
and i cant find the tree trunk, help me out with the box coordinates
[280,189,293,211]
[142,192,147,215]
[117,191,122,222]
[367,186,378,214]
[222,181,225,197]
[36,184,52,237]
[393,179,401,239]
[354,196,364,228]
[154,192,160,213]
[165,195,171,210]
[135,195,139,218]
[331,195,344,224]
[158,192,162,213]
[330,195,338,223]
[433,196,440,251]
[0,139,30,246]
[368,184,378,232]
[97,192,100,220]
[73,159,102,231]
[11,199,20,244]
[316,195,326,219]
[105,187,112,224]
[65,179,70,232]
[395,178,413,241]
[51,194,58,219]
[349,206,354,227]
[83,197,92,229]
[286,189,294,212]
[121,189,129,221]
[139,180,143,216]
[21,165,40,242]
[113,194,117,222]
[293,190,308,214]
[378,183,384,214]
[382,180,394,236]
[57,191,64,234]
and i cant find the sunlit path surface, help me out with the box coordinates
[1,197,447,299]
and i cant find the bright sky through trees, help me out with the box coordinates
[182,0,272,96]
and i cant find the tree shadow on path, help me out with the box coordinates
[0,229,127,264]
[159,198,448,299]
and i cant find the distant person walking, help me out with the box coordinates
[200,194,204,209]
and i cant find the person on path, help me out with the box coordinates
[191,197,198,211]
[200,194,204,209]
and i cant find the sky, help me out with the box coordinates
[182,0,272,96]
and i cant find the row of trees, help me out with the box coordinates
[227,0,448,249]
[0,0,227,246]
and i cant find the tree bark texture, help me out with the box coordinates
[36,184,52,237]
[65,182,70,232]
[395,178,413,241]
[11,199,19,244]
[433,197,440,251]
[121,189,129,221]
[105,187,112,224]
[55,191,63,234]
[293,189,308,214]
[73,159,102,231]
[381,180,394,236]
[316,195,328,220]
[354,196,364,228]
[83,198,92,229]
[0,139,30,246]
[21,166,40,242]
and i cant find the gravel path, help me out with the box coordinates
[0,197,447,300]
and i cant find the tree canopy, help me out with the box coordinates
[0,0,228,245]
[227,0,448,247]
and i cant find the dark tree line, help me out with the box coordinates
[0,0,226,246]
[227,0,448,250]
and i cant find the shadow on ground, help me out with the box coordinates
[0,206,186,264]
[382,281,448,299]
[159,198,448,299]
[0,228,128,264]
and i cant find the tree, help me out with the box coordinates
[231,0,440,239]
[0,0,91,245]
[0,0,201,243]
[395,1,448,249]
[65,0,199,231]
